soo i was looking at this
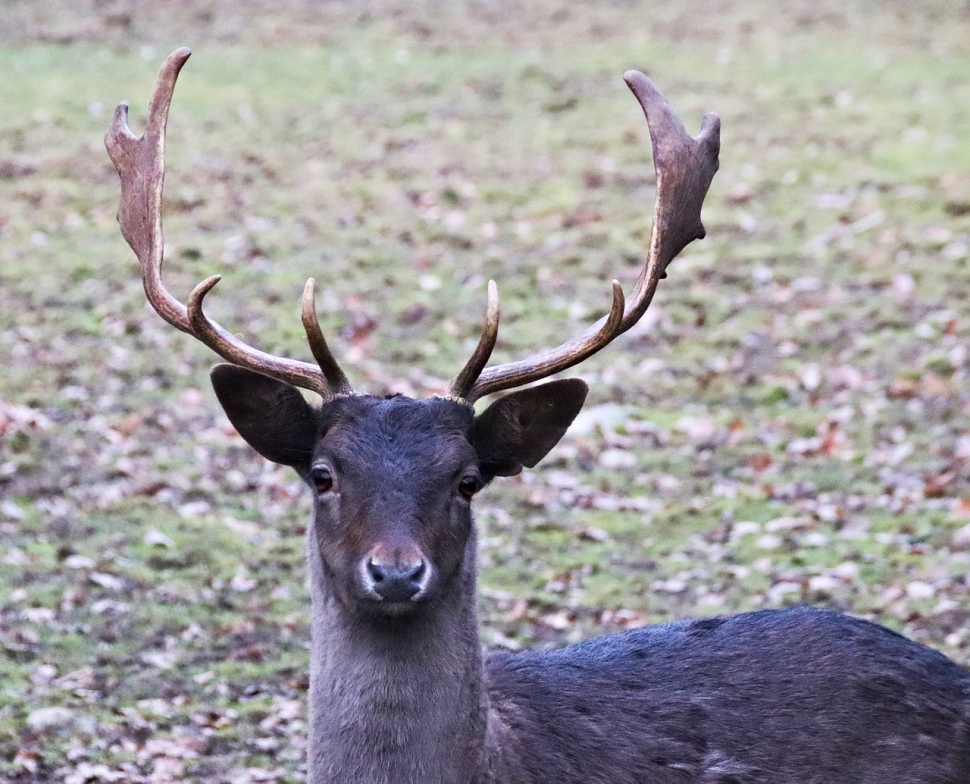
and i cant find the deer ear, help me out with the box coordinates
[210,364,318,470]
[472,379,588,478]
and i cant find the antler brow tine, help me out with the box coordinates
[106,48,352,400]
[446,280,500,402]
[450,71,720,404]
[302,279,355,396]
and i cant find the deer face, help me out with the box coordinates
[210,365,587,618]
[307,396,478,616]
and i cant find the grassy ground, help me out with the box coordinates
[2,1,970,780]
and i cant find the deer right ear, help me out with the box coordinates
[471,378,588,478]
[210,364,318,470]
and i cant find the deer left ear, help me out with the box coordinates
[471,379,588,478]
[210,364,318,471]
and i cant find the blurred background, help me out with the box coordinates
[1,1,969,780]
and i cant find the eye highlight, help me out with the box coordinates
[310,467,334,494]
[458,476,482,500]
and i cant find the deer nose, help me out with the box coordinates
[364,556,429,602]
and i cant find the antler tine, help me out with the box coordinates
[458,71,720,403]
[446,280,501,402]
[302,279,355,396]
[450,279,626,401]
[183,276,333,397]
[106,48,352,400]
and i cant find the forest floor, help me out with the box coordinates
[2,1,970,780]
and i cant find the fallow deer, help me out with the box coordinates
[106,49,970,784]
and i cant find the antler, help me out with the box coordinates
[447,71,720,403]
[105,48,353,399]
[107,52,717,406]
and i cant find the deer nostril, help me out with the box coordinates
[406,560,426,582]
[366,559,386,583]
[364,556,430,602]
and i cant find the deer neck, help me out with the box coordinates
[306,527,490,784]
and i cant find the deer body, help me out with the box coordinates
[106,50,970,784]
[311,585,970,783]
[308,511,970,784]
[252,392,969,784]
[485,609,970,783]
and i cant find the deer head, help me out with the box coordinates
[106,48,719,620]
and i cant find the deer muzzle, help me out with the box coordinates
[360,545,433,604]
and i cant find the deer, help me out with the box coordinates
[105,48,970,784]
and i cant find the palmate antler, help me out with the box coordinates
[448,71,720,403]
[106,49,720,405]
[105,48,353,400]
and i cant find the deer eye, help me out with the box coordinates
[310,467,334,494]
[458,476,481,500]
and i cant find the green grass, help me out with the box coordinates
[2,1,970,780]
